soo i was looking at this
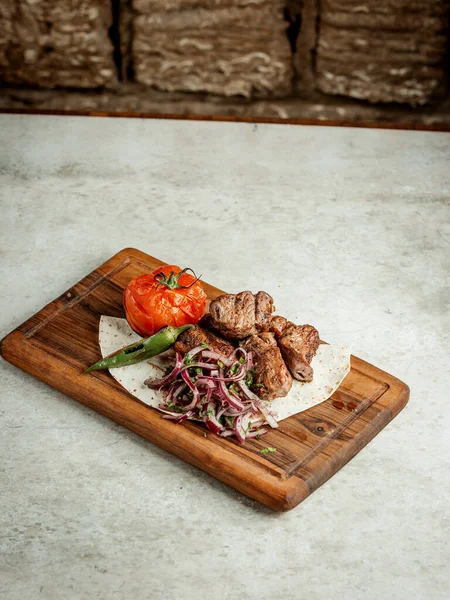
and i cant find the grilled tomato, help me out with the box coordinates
[123,265,207,337]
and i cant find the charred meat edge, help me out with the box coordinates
[174,324,234,357]
[240,332,293,401]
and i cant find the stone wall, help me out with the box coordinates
[131,0,293,97]
[0,0,448,107]
[0,1,116,88]
[315,0,450,105]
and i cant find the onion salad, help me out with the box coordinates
[144,345,278,442]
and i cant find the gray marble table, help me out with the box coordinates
[1,114,449,600]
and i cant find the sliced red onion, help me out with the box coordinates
[180,370,201,410]
[222,406,254,417]
[238,379,260,402]
[157,406,185,417]
[163,410,194,423]
[216,406,227,420]
[202,369,246,383]
[204,401,224,434]
[234,415,246,443]
[165,383,186,405]
[218,380,245,410]
[246,428,268,438]
[151,344,279,441]
[184,345,207,361]
[144,352,184,388]
[203,386,213,406]
[259,404,279,429]
[173,383,186,399]
[218,430,235,438]
[201,350,232,366]
[194,378,216,388]
[186,362,223,370]
[249,418,265,428]
[241,412,252,434]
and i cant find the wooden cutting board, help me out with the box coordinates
[0,248,409,511]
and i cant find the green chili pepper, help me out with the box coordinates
[85,324,194,373]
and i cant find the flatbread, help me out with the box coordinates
[98,316,351,422]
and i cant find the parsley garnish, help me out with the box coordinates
[201,343,209,349]
[245,368,256,387]
[217,360,224,369]
[260,447,277,454]
[167,403,184,413]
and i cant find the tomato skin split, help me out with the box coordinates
[124,265,207,337]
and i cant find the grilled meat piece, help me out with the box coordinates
[277,324,320,382]
[209,291,257,340]
[198,313,215,330]
[174,325,234,357]
[255,291,274,332]
[269,315,288,337]
[240,332,292,401]
[208,290,274,340]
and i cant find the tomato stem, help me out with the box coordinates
[154,267,202,290]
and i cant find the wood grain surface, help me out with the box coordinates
[0,248,409,511]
